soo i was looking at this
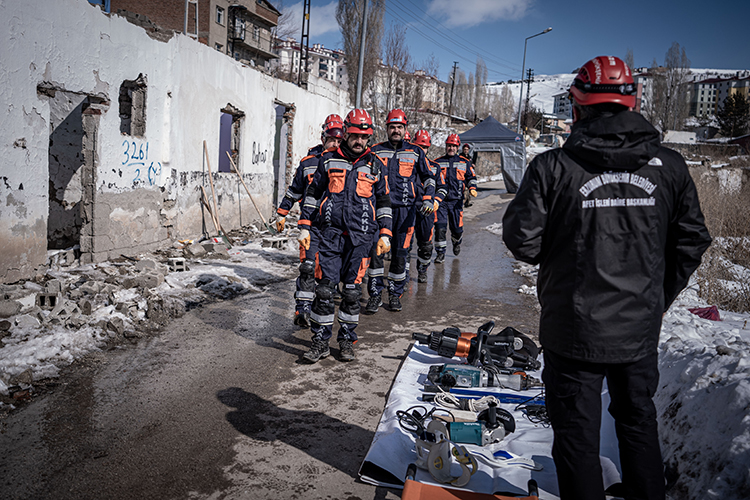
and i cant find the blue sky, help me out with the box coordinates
[279,0,750,83]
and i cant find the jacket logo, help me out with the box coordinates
[579,172,657,197]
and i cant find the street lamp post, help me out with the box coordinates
[516,27,552,134]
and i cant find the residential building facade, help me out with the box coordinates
[108,0,280,68]
[272,38,348,88]
[691,73,750,117]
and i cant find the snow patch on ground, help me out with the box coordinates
[0,239,298,396]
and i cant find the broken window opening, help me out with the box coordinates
[218,104,244,173]
[119,74,147,137]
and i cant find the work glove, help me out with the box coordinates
[419,199,434,216]
[376,236,391,256]
[469,188,477,197]
[275,216,286,233]
[297,229,310,250]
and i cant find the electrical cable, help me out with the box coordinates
[432,388,501,413]
[514,389,549,427]
[397,405,456,439]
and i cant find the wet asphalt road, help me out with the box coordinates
[0,181,540,500]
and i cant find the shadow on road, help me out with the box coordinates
[216,387,375,479]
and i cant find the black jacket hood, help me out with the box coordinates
[563,111,661,170]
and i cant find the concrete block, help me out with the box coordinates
[262,236,289,249]
[45,279,63,294]
[78,281,101,295]
[135,259,158,272]
[79,299,94,316]
[168,257,186,272]
[202,242,229,254]
[107,317,125,336]
[0,299,22,318]
[37,292,61,310]
[184,243,207,257]
[66,316,86,329]
[122,277,138,289]
[14,314,41,329]
[47,300,81,324]
[137,272,164,289]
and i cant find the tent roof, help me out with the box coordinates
[458,116,523,144]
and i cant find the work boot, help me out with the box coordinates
[365,293,382,314]
[339,340,356,362]
[389,294,402,312]
[453,243,461,256]
[293,310,311,328]
[417,270,428,283]
[302,336,330,363]
[434,252,446,264]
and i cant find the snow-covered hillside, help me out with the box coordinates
[487,68,750,115]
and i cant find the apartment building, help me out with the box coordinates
[107,0,280,68]
[691,73,750,117]
[273,38,348,87]
[552,91,572,119]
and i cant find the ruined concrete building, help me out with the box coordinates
[0,0,348,283]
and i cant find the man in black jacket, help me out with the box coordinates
[503,56,711,500]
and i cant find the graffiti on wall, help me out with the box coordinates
[252,142,268,165]
[122,138,161,186]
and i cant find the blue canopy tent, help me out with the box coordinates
[458,116,526,193]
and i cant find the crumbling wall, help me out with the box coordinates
[0,0,349,282]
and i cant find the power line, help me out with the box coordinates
[381,7,517,81]
[399,0,521,71]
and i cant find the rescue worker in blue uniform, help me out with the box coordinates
[433,133,477,262]
[297,109,392,363]
[411,129,447,283]
[275,114,343,327]
[365,109,436,313]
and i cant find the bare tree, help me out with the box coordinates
[625,48,635,71]
[336,0,385,108]
[488,84,515,123]
[643,43,692,131]
[381,22,411,112]
[473,57,488,121]
[270,1,297,43]
[422,53,440,78]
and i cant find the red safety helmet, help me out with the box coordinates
[569,56,636,108]
[344,109,374,135]
[386,108,408,126]
[324,114,343,128]
[446,133,461,146]
[413,129,431,148]
[404,130,411,141]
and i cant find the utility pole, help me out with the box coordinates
[355,0,370,108]
[298,0,311,87]
[448,61,458,117]
[522,68,534,131]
